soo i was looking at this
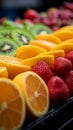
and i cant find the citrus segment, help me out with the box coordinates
[37,50,65,59]
[29,40,56,51]
[51,42,73,54]
[15,45,47,59]
[35,34,61,44]
[0,78,26,130]
[0,67,8,78]
[0,56,31,79]
[13,71,49,117]
[60,38,73,44]
[23,55,54,67]
[53,30,73,41]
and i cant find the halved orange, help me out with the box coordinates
[29,40,56,51]
[35,34,61,44]
[23,55,54,67]
[15,45,47,59]
[13,71,49,117]
[53,30,73,41]
[0,78,26,130]
[0,67,8,78]
[0,56,31,79]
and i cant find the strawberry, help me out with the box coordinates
[47,76,70,105]
[66,51,73,65]
[32,60,53,84]
[64,70,73,96]
[54,57,72,77]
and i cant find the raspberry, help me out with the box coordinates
[47,76,70,105]
[32,60,53,84]
[66,51,73,64]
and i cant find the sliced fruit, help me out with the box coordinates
[53,30,73,41]
[60,38,73,44]
[11,29,34,46]
[51,42,73,54]
[29,40,56,51]
[13,71,49,117]
[0,38,19,56]
[15,45,47,59]
[35,34,61,44]
[23,55,54,67]
[60,25,73,31]
[0,78,26,130]
[37,50,65,59]
[0,29,10,39]
[0,56,31,79]
[31,24,52,35]
[0,67,8,78]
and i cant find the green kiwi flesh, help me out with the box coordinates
[0,29,11,39]
[31,24,53,35]
[11,29,34,46]
[0,38,19,56]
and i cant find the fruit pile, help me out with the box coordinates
[23,1,73,31]
[0,19,73,129]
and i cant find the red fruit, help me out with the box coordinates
[64,70,73,95]
[32,60,53,84]
[15,18,22,25]
[54,57,72,75]
[47,76,70,105]
[24,9,40,20]
[66,51,73,64]
[63,2,73,11]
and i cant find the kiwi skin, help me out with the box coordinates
[11,29,34,46]
[0,38,19,56]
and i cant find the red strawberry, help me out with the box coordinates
[32,60,53,84]
[66,51,73,65]
[54,57,72,76]
[47,76,70,105]
[24,9,40,20]
[64,70,73,95]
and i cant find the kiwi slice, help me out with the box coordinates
[11,29,34,46]
[0,29,11,39]
[31,24,53,35]
[0,38,19,56]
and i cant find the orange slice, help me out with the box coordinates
[51,42,73,54]
[15,45,47,59]
[29,40,56,51]
[0,67,8,78]
[53,30,73,41]
[13,71,49,117]
[37,50,65,59]
[0,56,31,79]
[0,78,26,130]
[60,25,73,31]
[23,55,54,67]
[35,34,61,44]
[60,38,73,44]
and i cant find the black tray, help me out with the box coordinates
[21,96,73,130]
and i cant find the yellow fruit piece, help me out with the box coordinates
[51,42,73,54]
[29,40,56,51]
[0,78,26,130]
[23,55,54,67]
[60,38,73,44]
[60,25,73,31]
[35,34,61,44]
[0,67,8,78]
[37,50,65,59]
[53,30,73,41]
[13,71,49,117]
[15,45,47,59]
[0,56,31,79]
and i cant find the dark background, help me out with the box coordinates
[0,0,73,20]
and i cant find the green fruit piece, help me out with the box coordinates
[11,29,34,46]
[0,38,19,56]
[31,24,53,35]
[0,29,11,39]
[3,20,24,28]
